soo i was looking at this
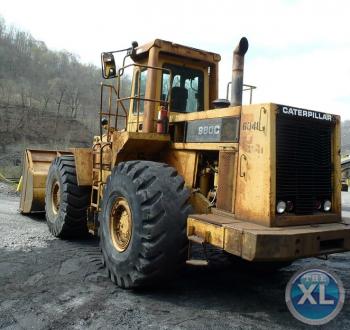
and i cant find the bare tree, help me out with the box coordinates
[39,84,54,114]
[41,93,51,113]
[67,88,80,118]
[18,79,32,108]
[49,78,67,116]
[0,80,15,107]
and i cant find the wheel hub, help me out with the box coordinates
[51,180,60,215]
[110,197,132,252]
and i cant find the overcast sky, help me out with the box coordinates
[1,0,350,119]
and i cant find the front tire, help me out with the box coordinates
[100,161,192,288]
[45,156,91,238]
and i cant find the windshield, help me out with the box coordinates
[161,63,204,113]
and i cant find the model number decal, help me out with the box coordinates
[198,125,220,135]
[186,117,239,143]
[242,121,260,131]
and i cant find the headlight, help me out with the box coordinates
[277,200,286,214]
[323,200,332,212]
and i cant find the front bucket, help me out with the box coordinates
[19,149,71,214]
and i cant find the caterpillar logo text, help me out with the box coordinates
[281,106,332,121]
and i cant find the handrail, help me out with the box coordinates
[226,81,257,104]
[99,63,172,137]
[96,63,173,194]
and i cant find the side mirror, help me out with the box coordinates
[101,52,116,79]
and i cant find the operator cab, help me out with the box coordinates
[102,39,220,133]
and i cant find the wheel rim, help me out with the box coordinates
[109,197,132,252]
[51,180,60,215]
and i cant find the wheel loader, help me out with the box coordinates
[20,37,350,288]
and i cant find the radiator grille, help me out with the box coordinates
[276,114,333,215]
[217,151,236,212]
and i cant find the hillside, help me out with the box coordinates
[0,16,100,177]
[0,106,94,177]
[0,16,101,127]
[0,16,135,179]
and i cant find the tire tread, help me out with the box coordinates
[45,155,90,238]
[100,160,192,288]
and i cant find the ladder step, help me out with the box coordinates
[186,259,209,266]
[188,235,205,244]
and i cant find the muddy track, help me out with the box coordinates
[0,188,350,329]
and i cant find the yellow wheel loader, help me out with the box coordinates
[20,38,350,288]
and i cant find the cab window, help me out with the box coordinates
[161,63,204,113]
[132,68,147,114]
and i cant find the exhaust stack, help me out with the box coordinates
[231,37,249,107]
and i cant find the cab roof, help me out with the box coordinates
[132,39,221,64]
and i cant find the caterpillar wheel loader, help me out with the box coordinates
[20,37,350,288]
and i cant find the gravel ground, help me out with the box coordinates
[0,182,349,329]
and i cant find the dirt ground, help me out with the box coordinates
[0,182,349,330]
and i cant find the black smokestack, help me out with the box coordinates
[231,37,249,106]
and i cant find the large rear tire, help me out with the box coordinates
[100,160,192,289]
[45,155,91,238]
